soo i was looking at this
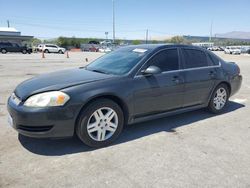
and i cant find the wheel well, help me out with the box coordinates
[76,95,129,126]
[218,81,231,95]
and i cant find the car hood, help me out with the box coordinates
[14,68,113,100]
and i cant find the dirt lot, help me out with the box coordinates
[0,52,250,187]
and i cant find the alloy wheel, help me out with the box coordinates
[213,87,227,110]
[87,107,118,141]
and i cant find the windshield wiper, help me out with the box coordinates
[90,69,110,75]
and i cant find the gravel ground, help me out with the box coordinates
[0,52,249,188]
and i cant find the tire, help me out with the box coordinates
[76,99,124,148]
[208,84,229,114]
[1,49,7,54]
[44,49,49,53]
[22,49,27,54]
[58,50,64,54]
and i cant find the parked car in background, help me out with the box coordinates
[88,41,100,45]
[42,44,66,54]
[81,44,99,52]
[35,44,44,52]
[218,46,225,51]
[7,44,242,147]
[208,46,220,51]
[100,40,112,46]
[99,47,112,53]
[0,42,32,54]
[240,46,250,54]
[224,46,241,55]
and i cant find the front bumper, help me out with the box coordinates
[7,97,78,138]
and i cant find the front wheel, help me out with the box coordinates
[1,49,7,54]
[208,84,229,113]
[76,99,124,148]
[22,49,27,54]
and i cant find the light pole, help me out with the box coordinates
[210,20,213,42]
[112,0,115,44]
[105,32,109,40]
[145,29,149,44]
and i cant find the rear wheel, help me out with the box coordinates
[1,49,7,54]
[22,49,27,54]
[44,49,49,53]
[208,84,229,113]
[76,99,124,148]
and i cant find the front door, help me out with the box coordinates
[133,48,185,118]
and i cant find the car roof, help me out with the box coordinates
[121,44,203,51]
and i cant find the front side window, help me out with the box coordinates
[148,49,179,72]
[182,49,208,68]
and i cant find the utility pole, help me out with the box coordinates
[7,20,10,28]
[145,29,149,44]
[112,0,115,44]
[210,20,213,42]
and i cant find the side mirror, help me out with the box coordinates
[141,65,161,76]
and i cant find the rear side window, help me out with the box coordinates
[208,53,220,65]
[182,49,208,68]
[149,49,179,72]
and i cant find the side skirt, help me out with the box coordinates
[129,104,207,124]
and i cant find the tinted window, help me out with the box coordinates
[208,53,220,65]
[46,45,56,48]
[149,49,179,72]
[0,42,11,47]
[183,49,208,68]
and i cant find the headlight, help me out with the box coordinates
[24,91,70,107]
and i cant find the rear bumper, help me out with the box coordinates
[7,97,78,138]
[230,75,242,96]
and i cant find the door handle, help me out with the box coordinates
[172,75,180,83]
[209,71,216,78]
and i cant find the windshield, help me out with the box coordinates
[86,47,150,75]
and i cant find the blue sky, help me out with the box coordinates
[0,0,249,40]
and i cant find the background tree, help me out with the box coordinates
[170,36,185,44]
[132,40,141,45]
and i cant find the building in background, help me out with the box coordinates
[192,42,214,48]
[0,27,33,45]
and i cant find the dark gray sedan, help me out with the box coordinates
[7,44,242,147]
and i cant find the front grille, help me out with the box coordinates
[17,125,53,132]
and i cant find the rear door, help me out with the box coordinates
[5,43,14,52]
[133,48,185,117]
[12,43,21,52]
[51,45,59,52]
[181,48,217,107]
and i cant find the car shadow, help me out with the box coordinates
[18,101,245,156]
